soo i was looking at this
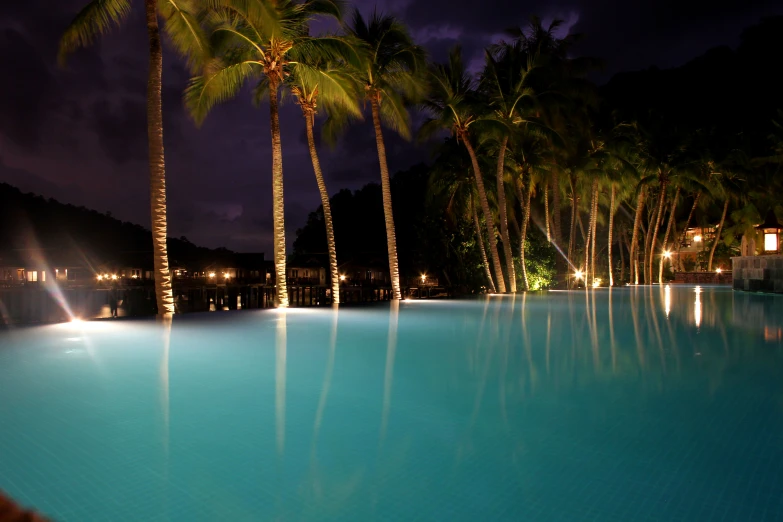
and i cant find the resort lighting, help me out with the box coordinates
[131,275,138,279]
[339,275,346,281]
[223,273,230,279]
[96,275,103,281]
[663,250,672,259]
[421,274,426,282]
[574,269,584,280]
[716,267,723,274]
[111,274,118,280]
[664,284,671,317]
[208,272,216,278]
[693,234,702,242]
[592,278,602,288]
[756,210,781,253]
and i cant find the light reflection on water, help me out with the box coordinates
[0,286,782,521]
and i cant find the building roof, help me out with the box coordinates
[756,209,782,230]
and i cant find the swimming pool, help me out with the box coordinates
[1,286,782,521]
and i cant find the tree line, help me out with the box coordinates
[58,1,783,314]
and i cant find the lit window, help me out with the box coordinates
[765,233,778,252]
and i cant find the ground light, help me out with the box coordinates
[574,269,584,280]
[663,250,672,258]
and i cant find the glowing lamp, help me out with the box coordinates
[755,210,782,253]
[574,269,584,280]
[223,273,230,279]
[693,235,702,243]
[592,278,601,288]
[131,275,138,279]
[339,275,346,281]
[208,272,216,278]
[663,250,672,259]
[97,275,103,281]
[111,274,118,280]
[421,274,426,281]
[716,267,722,274]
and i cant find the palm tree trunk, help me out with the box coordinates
[462,134,506,293]
[658,186,680,284]
[590,179,599,284]
[647,178,667,284]
[619,229,626,283]
[608,183,616,286]
[551,171,562,244]
[519,181,533,290]
[269,80,289,307]
[677,192,700,270]
[567,176,577,269]
[370,98,402,300]
[145,0,174,317]
[494,136,516,292]
[544,182,551,242]
[472,197,496,293]
[304,110,339,304]
[629,187,646,285]
[707,198,729,271]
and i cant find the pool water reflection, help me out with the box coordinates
[1,286,782,521]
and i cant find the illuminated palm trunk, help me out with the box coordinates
[589,179,599,284]
[677,192,700,270]
[463,136,506,293]
[608,183,615,286]
[472,197,496,293]
[647,178,667,284]
[544,182,551,242]
[629,187,646,284]
[303,110,340,304]
[658,186,679,284]
[269,80,289,307]
[370,98,402,300]
[707,198,729,271]
[145,0,174,317]
[516,179,532,291]
[494,137,516,292]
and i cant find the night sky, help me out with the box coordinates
[0,0,780,254]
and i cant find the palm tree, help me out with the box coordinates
[344,10,427,300]
[289,60,363,305]
[479,43,545,292]
[185,0,352,307]
[430,138,497,292]
[59,0,206,317]
[421,46,507,293]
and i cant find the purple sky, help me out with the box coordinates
[0,0,780,253]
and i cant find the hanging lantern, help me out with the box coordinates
[755,209,782,253]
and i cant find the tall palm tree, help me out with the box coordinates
[59,0,206,317]
[185,0,353,307]
[288,60,363,305]
[421,46,507,293]
[344,10,427,300]
[479,43,545,292]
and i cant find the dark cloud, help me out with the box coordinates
[92,97,147,163]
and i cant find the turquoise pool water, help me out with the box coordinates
[1,286,782,521]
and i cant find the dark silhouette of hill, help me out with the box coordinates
[0,182,232,265]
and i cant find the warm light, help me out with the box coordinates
[664,284,671,317]
[208,272,216,278]
[131,275,138,279]
[694,286,702,328]
[574,269,584,280]
[592,278,602,288]
[70,318,83,324]
[663,250,671,259]
[97,275,103,281]
[764,232,778,252]
[716,267,722,274]
[693,235,702,242]
[111,274,118,280]
[223,273,230,279]
[339,275,346,281]
[421,274,426,281]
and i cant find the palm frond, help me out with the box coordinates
[58,0,131,66]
